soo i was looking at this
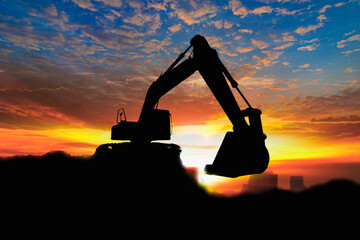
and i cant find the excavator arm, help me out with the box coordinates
[112,35,269,177]
[139,35,249,131]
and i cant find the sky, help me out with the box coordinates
[0,0,360,194]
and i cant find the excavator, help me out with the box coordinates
[96,35,269,178]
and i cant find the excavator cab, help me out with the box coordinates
[112,108,172,141]
[107,35,269,178]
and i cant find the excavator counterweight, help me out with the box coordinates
[102,35,269,178]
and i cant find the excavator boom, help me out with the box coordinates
[111,35,269,178]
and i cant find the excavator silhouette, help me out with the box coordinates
[96,35,269,178]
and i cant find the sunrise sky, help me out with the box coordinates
[0,0,359,194]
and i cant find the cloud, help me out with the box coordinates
[227,0,249,18]
[122,11,162,35]
[223,21,233,29]
[319,4,332,14]
[268,86,360,122]
[238,63,259,75]
[0,39,164,129]
[282,32,296,42]
[147,1,167,11]
[299,63,310,68]
[170,0,217,25]
[317,14,327,22]
[337,34,360,48]
[0,89,86,130]
[210,20,223,29]
[342,48,360,55]
[0,21,68,51]
[27,5,72,32]
[274,8,300,16]
[335,2,346,7]
[94,0,123,8]
[205,35,230,50]
[148,14,162,34]
[253,50,283,67]
[111,28,146,38]
[344,30,356,37]
[274,42,294,50]
[238,29,253,34]
[316,4,332,23]
[266,86,360,141]
[311,115,360,122]
[236,46,254,53]
[252,6,273,15]
[107,1,163,36]
[83,27,129,50]
[243,76,297,91]
[295,23,323,36]
[253,56,272,67]
[168,24,182,33]
[209,20,233,29]
[140,38,172,54]
[123,13,153,26]
[71,0,97,11]
[251,39,269,49]
[292,63,311,72]
[301,122,360,139]
[297,44,318,51]
[227,1,301,18]
[263,50,282,61]
[45,4,58,17]
[303,38,319,44]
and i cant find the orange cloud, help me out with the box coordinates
[71,0,97,11]
[295,23,324,36]
[251,39,269,49]
[337,34,360,48]
[170,0,217,25]
[252,6,273,15]
[264,86,360,142]
[298,45,318,51]
[253,50,282,67]
[274,42,294,50]
[299,63,310,68]
[227,0,249,18]
[168,24,182,33]
[236,46,254,53]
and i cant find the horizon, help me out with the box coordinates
[0,0,359,195]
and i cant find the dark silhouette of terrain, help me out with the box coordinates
[0,146,359,223]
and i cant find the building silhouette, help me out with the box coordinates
[242,171,278,194]
[290,176,306,192]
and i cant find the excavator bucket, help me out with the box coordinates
[205,108,269,178]
[205,131,269,178]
